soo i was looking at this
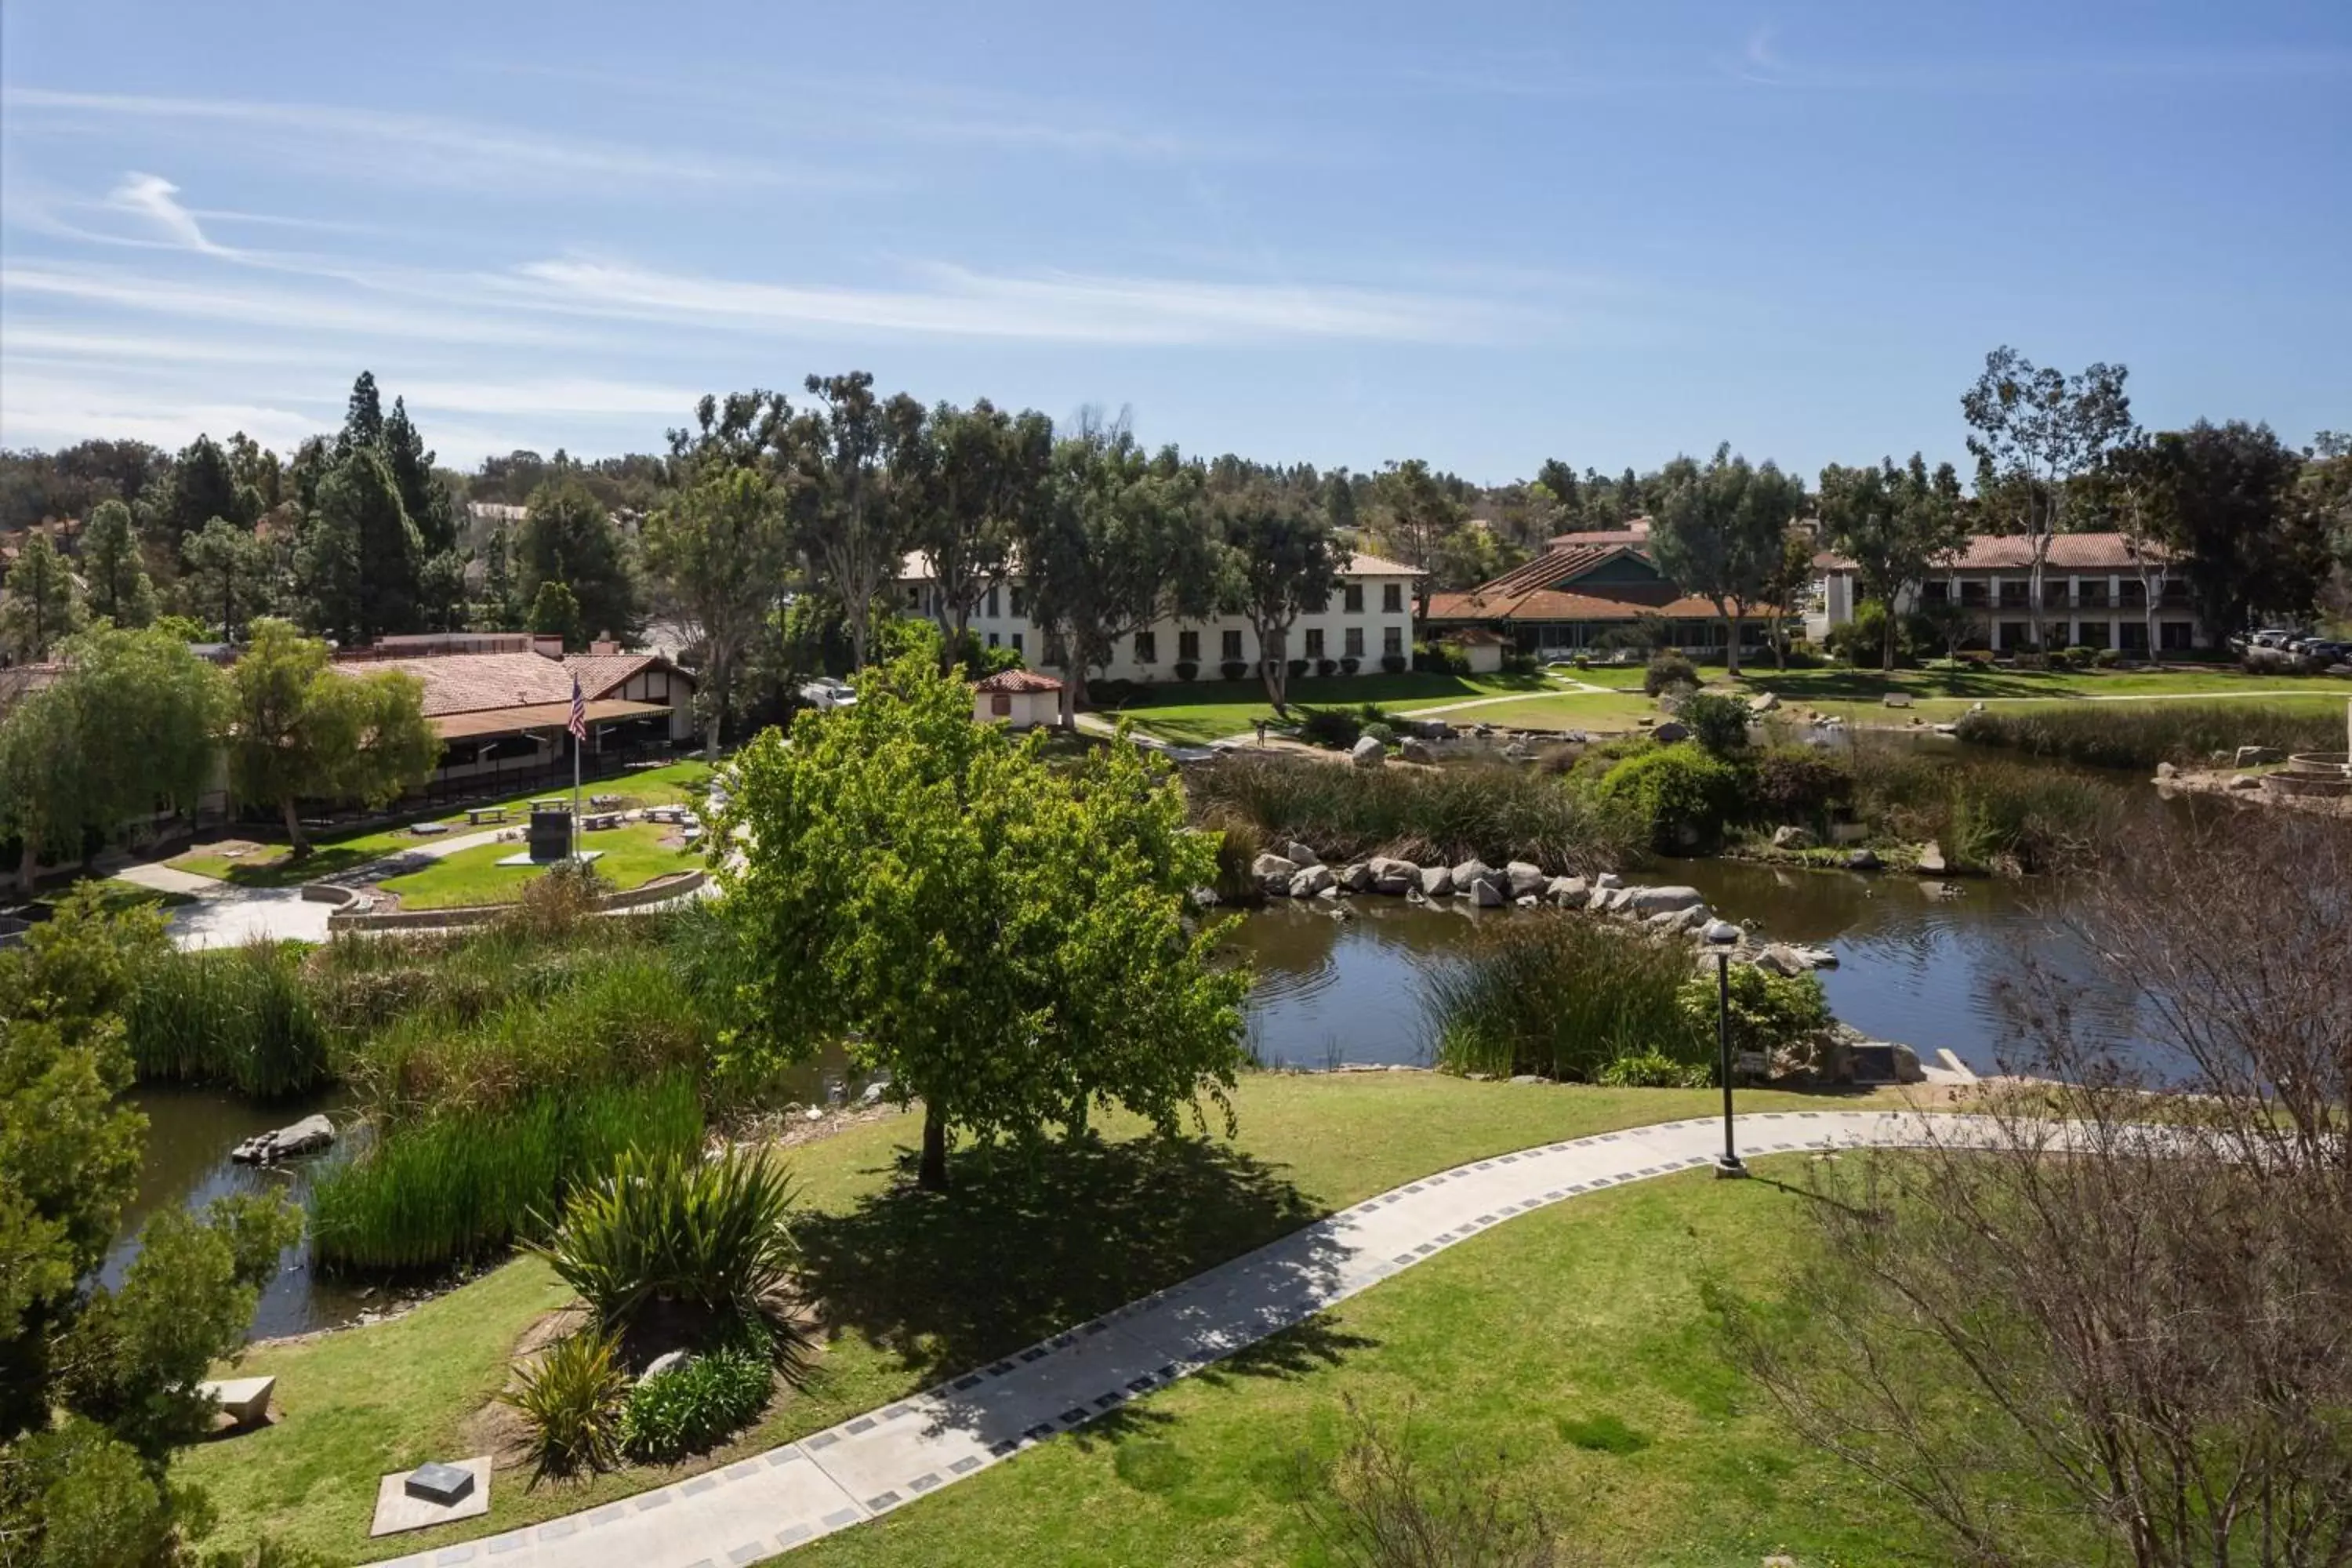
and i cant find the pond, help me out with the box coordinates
[125,857,2125,1340]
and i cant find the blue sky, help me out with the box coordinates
[2,0,2347,483]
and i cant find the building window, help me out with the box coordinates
[1010,586,1026,616]
[1344,584,1364,614]
[1922,581,1951,605]
[1221,629,1243,660]
[2159,621,2193,651]
[1959,580,1988,608]
[2077,621,2110,650]
[987,631,1000,648]
[1134,630,1157,663]
[1178,630,1200,662]
[986,586,1000,619]
[1304,628,1325,659]
[2118,622,2149,652]
[1382,626,1403,656]
[991,693,1012,717]
[1011,633,1024,654]
[1382,583,1403,614]
[1998,581,2029,610]
[1999,621,2030,649]
[1344,626,1364,659]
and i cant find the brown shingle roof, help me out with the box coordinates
[1425,587,1725,623]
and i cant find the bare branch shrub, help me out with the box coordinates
[1291,1393,1570,1568]
[1719,808,2352,1567]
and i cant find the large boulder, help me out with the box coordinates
[1915,840,1948,876]
[1399,739,1436,764]
[1586,885,1613,912]
[1748,690,1780,714]
[1594,871,1624,891]
[1548,875,1588,905]
[1754,944,1807,977]
[1251,852,1299,895]
[1469,876,1507,907]
[1368,856,1418,895]
[1451,858,1495,891]
[1647,905,1708,935]
[1338,861,1375,893]
[1621,884,1704,916]
[1420,864,1456,898]
[1769,825,1814,851]
[1284,840,1322,868]
[1846,848,1882,871]
[1651,720,1692,743]
[1289,863,1335,898]
[1504,860,1548,898]
[1351,735,1386,768]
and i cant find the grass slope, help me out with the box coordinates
[182,1074,1909,1563]
[376,822,697,910]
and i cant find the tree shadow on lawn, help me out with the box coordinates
[795,1133,1375,1399]
[1756,668,2078,702]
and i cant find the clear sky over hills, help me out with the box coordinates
[2,0,2346,480]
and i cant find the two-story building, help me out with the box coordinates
[1422,530,1765,655]
[897,552,1422,684]
[1811,533,2209,655]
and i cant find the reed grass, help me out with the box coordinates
[120,939,332,1098]
[1425,916,1707,1081]
[1954,702,2343,771]
[1188,753,1643,872]
[1843,741,2122,873]
[307,1074,704,1272]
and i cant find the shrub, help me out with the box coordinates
[122,940,330,1098]
[2094,648,2122,668]
[535,1145,800,1334]
[1187,753,1643,871]
[1677,691,1752,757]
[1597,1050,1711,1088]
[1173,659,1199,682]
[1677,965,1828,1058]
[1220,659,1249,682]
[502,1326,629,1475]
[1286,658,1309,680]
[1501,652,1538,675]
[1380,654,1408,675]
[1339,656,1360,676]
[1643,652,1698,697]
[620,1341,774,1462]
[1295,708,1364,750]
[1751,746,1853,826]
[1843,739,2121,873]
[307,1074,704,1272]
[1952,703,2342,771]
[1592,745,1743,853]
[1362,722,1396,745]
[1315,658,1338,678]
[1429,916,1708,1081]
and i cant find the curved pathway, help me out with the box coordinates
[380,1108,1982,1568]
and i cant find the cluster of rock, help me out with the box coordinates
[230,1114,335,1166]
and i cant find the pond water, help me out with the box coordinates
[125,856,2127,1339]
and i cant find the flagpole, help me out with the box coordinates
[572,728,582,863]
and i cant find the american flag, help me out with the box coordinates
[567,674,587,742]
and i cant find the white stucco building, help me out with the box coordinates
[899,552,1423,684]
[1809,533,2212,654]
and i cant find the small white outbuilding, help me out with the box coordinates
[971,668,1063,730]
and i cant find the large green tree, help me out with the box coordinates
[1,532,83,661]
[1018,419,1216,728]
[147,434,252,565]
[179,516,274,641]
[0,891,302,1566]
[644,465,789,757]
[1649,445,1806,676]
[222,619,438,855]
[1214,481,1340,714]
[1369,459,1470,617]
[1961,347,2134,650]
[517,480,637,648]
[0,626,224,887]
[914,399,1054,656]
[1817,455,1970,670]
[716,654,1248,1191]
[304,445,423,642]
[2129,421,2319,635]
[78,499,156,629]
[779,372,927,673]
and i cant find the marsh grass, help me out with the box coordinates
[1189,753,1642,871]
[1843,741,2121,872]
[1954,702,2343,771]
[122,939,331,1098]
[307,1074,704,1272]
[1426,916,1706,1081]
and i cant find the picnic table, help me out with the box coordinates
[465,806,508,826]
[589,793,623,810]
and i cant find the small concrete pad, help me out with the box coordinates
[372,1457,492,1537]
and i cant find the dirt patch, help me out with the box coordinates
[718,1098,910,1153]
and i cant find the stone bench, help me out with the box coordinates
[201,1374,275,1428]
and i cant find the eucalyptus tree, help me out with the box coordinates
[1369,459,1468,617]
[1817,455,1969,671]
[644,463,791,755]
[1961,347,2133,650]
[1648,445,1806,677]
[916,398,1054,660]
[778,372,929,673]
[1214,480,1340,715]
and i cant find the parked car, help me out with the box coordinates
[2251,629,2299,648]
[797,676,858,710]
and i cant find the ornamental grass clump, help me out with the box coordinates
[1953,701,2339,771]
[1428,915,1708,1082]
[534,1145,801,1341]
[501,1325,628,1475]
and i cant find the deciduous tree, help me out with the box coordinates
[714,654,1248,1191]
[222,619,437,856]
[1370,459,1468,617]
[644,465,789,755]
[1817,455,1969,670]
[1648,445,1805,677]
[915,399,1052,657]
[778,372,927,673]
[2133,420,2318,636]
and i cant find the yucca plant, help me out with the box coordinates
[535,1146,800,1338]
[501,1325,629,1475]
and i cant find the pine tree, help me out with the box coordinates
[300,446,419,641]
[78,500,156,628]
[339,371,384,455]
[1,533,84,660]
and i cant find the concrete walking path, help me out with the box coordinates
[378,1108,1976,1568]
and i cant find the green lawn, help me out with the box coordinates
[1747,663,2339,705]
[1108,673,1564,745]
[76,877,198,913]
[1397,688,1661,732]
[182,1073,1913,1564]
[375,821,699,910]
[166,760,717,888]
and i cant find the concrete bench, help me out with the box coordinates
[201,1375,276,1428]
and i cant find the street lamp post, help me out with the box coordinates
[1713,949,1748,1180]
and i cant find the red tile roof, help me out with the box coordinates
[352,651,683,717]
[974,668,1063,693]
[1815,532,2173,572]
[1425,587,1725,622]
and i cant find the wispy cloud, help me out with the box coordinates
[2,87,839,191]
[103,172,225,254]
[1,263,578,347]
